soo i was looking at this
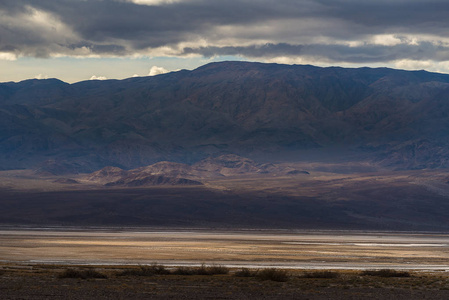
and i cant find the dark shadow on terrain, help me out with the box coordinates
[2,185,449,231]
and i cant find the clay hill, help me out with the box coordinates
[2,61,449,172]
[84,154,306,186]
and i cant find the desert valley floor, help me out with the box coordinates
[3,229,449,299]
[1,229,449,270]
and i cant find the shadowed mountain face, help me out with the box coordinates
[2,61,449,172]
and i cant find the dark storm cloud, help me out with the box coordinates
[322,0,449,30]
[184,41,449,63]
[1,0,449,63]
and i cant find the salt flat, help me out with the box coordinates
[1,228,449,270]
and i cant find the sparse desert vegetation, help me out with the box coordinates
[58,268,108,279]
[361,269,411,277]
[233,267,290,282]
[254,268,289,282]
[2,263,449,299]
[195,263,230,275]
[234,267,256,277]
[118,263,229,277]
[302,270,340,278]
[117,264,170,276]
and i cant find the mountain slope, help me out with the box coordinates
[2,61,449,171]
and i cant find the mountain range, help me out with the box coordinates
[82,154,308,187]
[2,61,449,172]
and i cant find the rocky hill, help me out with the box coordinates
[85,154,306,186]
[2,61,449,172]
[86,166,130,185]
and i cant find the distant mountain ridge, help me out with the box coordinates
[84,154,307,186]
[2,61,449,172]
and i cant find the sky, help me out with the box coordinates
[2,0,449,83]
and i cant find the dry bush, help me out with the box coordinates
[118,263,230,277]
[200,264,229,275]
[173,264,229,276]
[58,268,107,279]
[256,268,289,282]
[117,264,169,276]
[361,269,411,278]
[302,271,340,279]
[234,268,257,277]
[149,264,171,275]
[171,266,197,275]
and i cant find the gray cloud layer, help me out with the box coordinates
[183,42,449,63]
[2,0,449,64]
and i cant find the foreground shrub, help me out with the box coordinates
[256,268,289,282]
[172,264,229,276]
[302,271,340,279]
[198,264,229,275]
[234,268,257,277]
[361,269,411,277]
[171,266,197,275]
[149,264,171,275]
[118,264,230,277]
[58,268,107,279]
[117,264,169,276]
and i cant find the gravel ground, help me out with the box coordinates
[2,265,449,299]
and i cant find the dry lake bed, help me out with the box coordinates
[2,228,449,270]
[4,228,449,299]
